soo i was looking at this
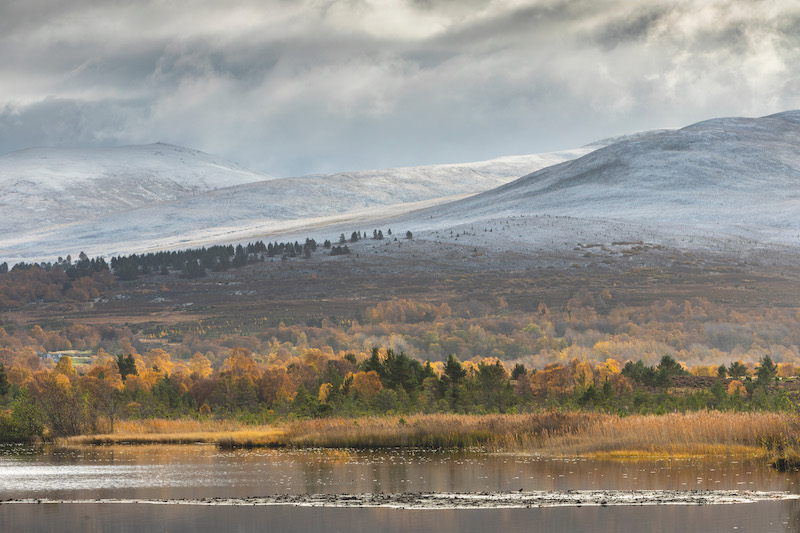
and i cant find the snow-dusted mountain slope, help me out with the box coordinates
[9,110,796,266]
[0,143,272,233]
[394,111,800,252]
[0,143,599,262]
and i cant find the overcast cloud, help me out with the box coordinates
[1,0,799,176]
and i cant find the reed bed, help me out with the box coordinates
[60,412,800,463]
[540,411,790,458]
[62,418,284,446]
[284,411,798,458]
[284,412,602,449]
[114,418,250,434]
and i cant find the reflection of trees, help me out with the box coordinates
[300,453,337,494]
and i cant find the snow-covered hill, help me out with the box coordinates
[6,111,798,266]
[387,111,800,259]
[0,143,597,262]
[0,143,272,234]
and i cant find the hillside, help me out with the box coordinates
[0,143,271,234]
[382,111,800,262]
[0,144,596,262]
[5,112,800,266]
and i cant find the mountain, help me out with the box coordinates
[0,143,599,262]
[0,143,272,234]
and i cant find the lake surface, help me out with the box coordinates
[2,444,800,532]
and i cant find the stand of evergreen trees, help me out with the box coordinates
[109,239,322,280]
[0,226,410,285]
[4,252,109,281]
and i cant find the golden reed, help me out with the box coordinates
[62,411,800,461]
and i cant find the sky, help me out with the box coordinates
[1,0,799,177]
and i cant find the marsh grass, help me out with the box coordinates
[61,412,800,463]
[540,411,789,458]
[284,411,796,459]
[285,412,602,449]
[62,418,284,446]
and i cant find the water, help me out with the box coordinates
[2,444,799,532]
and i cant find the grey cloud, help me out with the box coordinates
[409,0,494,11]
[592,7,669,50]
[0,98,150,152]
[428,1,578,50]
[2,0,800,176]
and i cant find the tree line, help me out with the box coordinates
[0,253,113,309]
[0,345,793,442]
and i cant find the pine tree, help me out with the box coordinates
[0,363,9,396]
[756,354,778,386]
[117,354,138,381]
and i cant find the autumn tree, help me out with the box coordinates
[53,355,77,378]
[350,371,382,402]
[258,367,295,406]
[79,372,124,433]
[222,347,259,380]
[30,372,89,436]
[189,352,213,379]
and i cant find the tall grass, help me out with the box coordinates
[60,412,800,462]
[284,412,602,449]
[541,411,789,457]
[114,418,248,434]
[62,418,283,446]
[284,411,795,457]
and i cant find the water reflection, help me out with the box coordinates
[1,444,798,499]
[3,445,800,532]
